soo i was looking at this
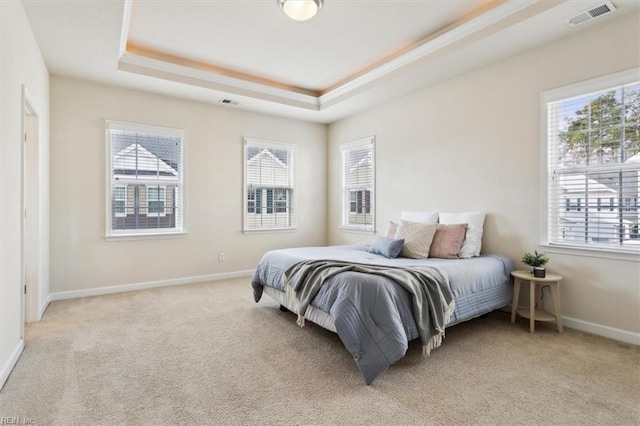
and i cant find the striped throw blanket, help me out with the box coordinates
[284,259,455,357]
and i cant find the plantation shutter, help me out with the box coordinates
[341,137,375,230]
[106,121,184,237]
[545,81,640,252]
[244,138,296,231]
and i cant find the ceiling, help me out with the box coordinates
[21,0,640,123]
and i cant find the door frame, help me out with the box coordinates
[21,85,41,332]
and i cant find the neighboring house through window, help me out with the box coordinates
[543,69,639,252]
[106,121,184,237]
[244,138,295,231]
[341,137,375,231]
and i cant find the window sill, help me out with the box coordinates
[243,227,297,234]
[538,244,640,263]
[339,226,375,235]
[106,232,188,242]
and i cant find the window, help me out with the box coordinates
[543,70,639,253]
[113,186,126,217]
[349,190,371,214]
[244,138,295,231]
[623,197,638,213]
[147,186,166,216]
[247,189,256,213]
[106,121,184,237]
[274,189,288,213]
[266,189,274,214]
[341,137,375,230]
[565,198,582,212]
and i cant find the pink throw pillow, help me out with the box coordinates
[429,224,468,259]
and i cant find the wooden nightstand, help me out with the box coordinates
[510,270,563,333]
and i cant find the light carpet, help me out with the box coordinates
[0,278,638,425]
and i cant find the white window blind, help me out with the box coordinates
[341,137,375,230]
[545,74,639,253]
[106,121,184,237]
[244,138,295,231]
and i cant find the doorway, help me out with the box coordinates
[22,86,41,336]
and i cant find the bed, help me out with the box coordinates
[251,244,515,384]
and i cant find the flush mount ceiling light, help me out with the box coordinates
[278,0,324,22]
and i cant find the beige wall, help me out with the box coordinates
[328,12,640,334]
[50,77,327,292]
[1,1,50,386]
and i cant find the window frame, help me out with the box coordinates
[243,138,296,233]
[105,120,186,240]
[540,68,639,261]
[340,136,375,233]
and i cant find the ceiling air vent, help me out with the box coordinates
[567,1,616,26]
[218,99,239,106]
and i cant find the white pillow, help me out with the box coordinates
[439,212,486,258]
[400,211,439,223]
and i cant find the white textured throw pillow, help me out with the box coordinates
[439,212,486,258]
[401,211,439,223]
[394,220,438,259]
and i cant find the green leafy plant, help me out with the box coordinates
[521,250,549,268]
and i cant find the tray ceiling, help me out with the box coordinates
[21,0,640,123]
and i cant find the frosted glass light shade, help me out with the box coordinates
[279,0,323,21]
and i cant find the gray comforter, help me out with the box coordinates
[252,244,514,384]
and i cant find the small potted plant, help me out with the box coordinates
[521,250,549,278]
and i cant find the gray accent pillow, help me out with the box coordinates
[369,236,405,259]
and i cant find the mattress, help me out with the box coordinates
[254,244,514,327]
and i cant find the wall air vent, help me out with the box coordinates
[218,99,239,106]
[567,1,616,26]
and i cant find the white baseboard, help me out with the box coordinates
[39,293,51,320]
[503,305,638,345]
[49,269,255,302]
[561,316,640,345]
[1,339,24,391]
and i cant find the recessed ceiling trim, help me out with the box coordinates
[119,0,132,58]
[118,51,321,111]
[125,43,320,98]
[118,0,568,113]
[319,0,509,97]
[320,0,557,107]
